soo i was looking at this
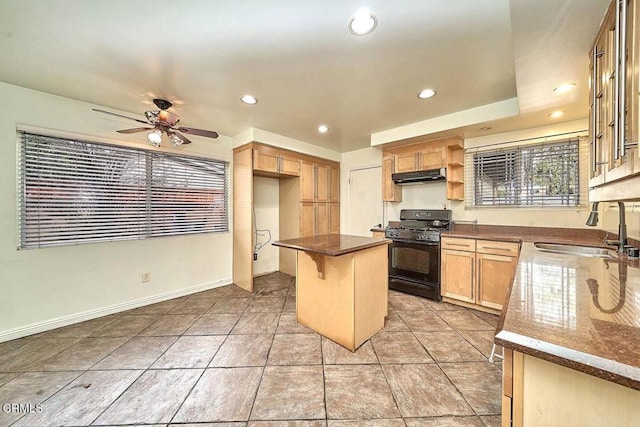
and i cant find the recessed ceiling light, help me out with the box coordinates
[240,95,258,105]
[348,9,377,36]
[553,83,576,94]
[318,125,329,133]
[549,110,565,119]
[418,89,436,99]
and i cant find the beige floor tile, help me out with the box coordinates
[480,415,502,427]
[173,367,263,422]
[173,423,246,427]
[324,364,400,419]
[12,369,142,427]
[251,365,325,420]
[436,311,495,331]
[388,294,426,311]
[93,369,203,425]
[471,311,500,328]
[34,337,128,371]
[283,296,296,312]
[0,338,80,371]
[370,332,433,364]
[0,372,20,387]
[138,314,200,336]
[322,338,378,365]
[190,285,232,299]
[404,417,485,426]
[254,286,290,298]
[89,315,158,337]
[383,364,474,417]
[267,334,321,366]
[276,312,313,334]
[208,298,252,313]
[127,298,183,315]
[439,362,502,415]
[421,299,468,311]
[413,332,485,362]
[92,336,177,369]
[39,315,120,338]
[246,297,286,313]
[250,421,326,427]
[231,312,280,334]
[169,298,216,314]
[185,313,242,335]
[225,286,255,298]
[151,335,226,368]
[0,371,80,425]
[458,330,496,358]
[397,310,453,332]
[327,420,405,427]
[210,334,273,367]
[381,310,409,332]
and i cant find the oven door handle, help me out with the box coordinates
[389,238,440,246]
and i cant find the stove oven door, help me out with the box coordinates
[388,239,440,285]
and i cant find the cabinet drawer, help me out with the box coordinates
[476,240,519,257]
[441,237,476,252]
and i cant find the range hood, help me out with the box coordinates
[392,167,446,185]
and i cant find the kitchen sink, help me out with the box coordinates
[534,243,614,258]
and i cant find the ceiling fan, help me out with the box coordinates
[92,98,218,147]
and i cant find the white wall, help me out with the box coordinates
[340,147,383,232]
[0,82,233,341]
[252,176,279,275]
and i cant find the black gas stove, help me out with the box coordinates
[385,209,452,300]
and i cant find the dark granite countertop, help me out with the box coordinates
[272,234,391,256]
[495,242,640,390]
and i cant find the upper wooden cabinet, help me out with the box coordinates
[382,154,402,202]
[301,161,339,203]
[253,145,300,177]
[394,147,444,173]
[381,136,463,202]
[589,0,640,197]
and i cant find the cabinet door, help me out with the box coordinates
[476,253,517,310]
[328,202,339,234]
[316,202,329,235]
[382,154,402,202]
[441,249,475,303]
[329,166,340,202]
[253,149,279,174]
[418,148,444,170]
[395,152,418,173]
[316,164,329,202]
[300,202,315,237]
[300,162,315,202]
[279,155,300,176]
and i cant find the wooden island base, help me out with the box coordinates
[273,234,391,352]
[297,244,387,351]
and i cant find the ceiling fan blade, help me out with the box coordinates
[176,126,219,139]
[117,127,155,134]
[92,108,150,125]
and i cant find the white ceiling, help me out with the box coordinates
[0,0,609,152]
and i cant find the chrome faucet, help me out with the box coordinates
[585,201,627,253]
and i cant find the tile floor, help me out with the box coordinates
[0,272,502,427]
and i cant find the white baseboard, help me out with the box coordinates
[0,278,233,343]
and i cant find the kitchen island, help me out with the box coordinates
[272,234,391,351]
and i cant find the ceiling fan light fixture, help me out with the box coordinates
[241,95,258,105]
[168,132,184,147]
[348,9,377,36]
[147,129,163,147]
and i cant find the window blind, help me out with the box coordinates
[18,132,228,249]
[464,138,585,208]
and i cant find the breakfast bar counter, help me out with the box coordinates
[273,234,391,351]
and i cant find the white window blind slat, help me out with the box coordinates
[19,132,228,249]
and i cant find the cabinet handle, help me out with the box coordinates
[481,246,512,252]
[617,0,627,159]
[446,242,471,247]
[591,47,599,174]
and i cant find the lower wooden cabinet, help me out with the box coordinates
[441,237,520,311]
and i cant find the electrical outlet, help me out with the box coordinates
[141,272,151,283]
[253,253,258,261]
